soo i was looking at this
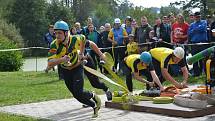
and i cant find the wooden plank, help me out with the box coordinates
[105,101,215,118]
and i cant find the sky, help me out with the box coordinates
[129,0,179,8]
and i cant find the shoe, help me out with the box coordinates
[45,69,48,73]
[92,94,101,118]
[92,106,99,118]
[93,94,101,109]
[82,104,90,108]
[105,90,112,101]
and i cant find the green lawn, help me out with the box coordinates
[0,71,206,120]
[0,112,49,121]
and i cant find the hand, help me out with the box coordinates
[99,53,105,61]
[148,82,154,87]
[158,38,163,42]
[175,82,184,89]
[62,55,70,63]
[160,86,165,92]
[112,41,117,46]
[181,81,188,88]
[78,53,84,60]
[119,35,124,39]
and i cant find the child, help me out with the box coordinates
[126,34,139,55]
[148,30,158,49]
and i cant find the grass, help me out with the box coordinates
[0,112,49,121]
[0,71,148,107]
[0,71,206,120]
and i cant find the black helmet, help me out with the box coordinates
[126,16,132,22]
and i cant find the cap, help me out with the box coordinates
[194,12,201,16]
[114,18,121,24]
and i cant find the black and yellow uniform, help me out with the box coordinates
[149,47,185,82]
[126,41,138,55]
[48,35,97,108]
[75,34,109,94]
[122,54,154,91]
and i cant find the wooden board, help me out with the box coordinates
[105,101,215,118]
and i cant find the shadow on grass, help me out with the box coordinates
[30,79,62,86]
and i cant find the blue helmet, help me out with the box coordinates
[140,51,152,64]
[54,20,69,31]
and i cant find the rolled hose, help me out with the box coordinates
[112,95,153,103]
[153,97,173,104]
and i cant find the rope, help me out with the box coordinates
[0,42,215,52]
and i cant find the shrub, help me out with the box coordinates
[0,18,24,47]
[0,36,23,71]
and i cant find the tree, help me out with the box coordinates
[170,0,214,18]
[128,7,157,26]
[0,18,24,47]
[46,0,74,25]
[159,6,181,18]
[0,0,15,17]
[8,0,48,47]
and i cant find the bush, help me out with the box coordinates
[0,18,24,47]
[0,36,23,71]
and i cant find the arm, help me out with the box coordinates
[150,70,164,91]
[195,21,207,33]
[123,29,128,39]
[133,72,153,86]
[79,39,84,55]
[89,41,105,60]
[188,24,194,36]
[161,68,183,88]
[48,56,69,68]
[181,66,189,87]
[108,30,117,45]
[170,31,174,43]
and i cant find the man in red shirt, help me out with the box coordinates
[171,14,189,44]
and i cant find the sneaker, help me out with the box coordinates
[105,90,112,101]
[92,94,101,118]
[92,106,99,118]
[82,104,90,108]
[45,69,48,73]
[93,94,101,109]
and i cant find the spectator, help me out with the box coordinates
[100,23,112,54]
[74,22,83,34]
[99,26,105,33]
[86,23,101,71]
[171,14,190,75]
[124,16,135,44]
[82,17,94,35]
[131,19,138,29]
[162,16,171,44]
[43,25,55,48]
[154,17,171,48]
[148,30,158,49]
[211,12,215,42]
[206,15,213,42]
[124,16,134,35]
[168,13,176,25]
[108,18,128,73]
[188,11,208,77]
[171,14,189,44]
[189,13,195,24]
[135,16,152,52]
[126,34,139,56]
[44,25,57,75]
[70,26,77,35]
